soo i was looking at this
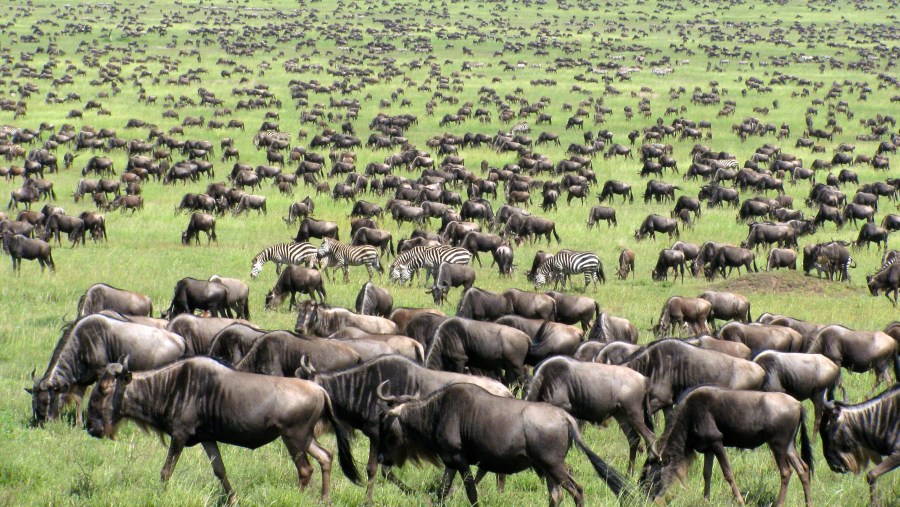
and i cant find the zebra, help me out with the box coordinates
[317,237,382,282]
[389,245,472,285]
[881,249,899,270]
[509,122,530,136]
[533,250,606,290]
[250,242,317,279]
[253,129,291,148]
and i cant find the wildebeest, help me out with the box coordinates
[767,248,798,271]
[624,340,765,422]
[586,206,617,228]
[28,313,185,426]
[426,317,530,386]
[181,212,217,245]
[597,180,634,203]
[743,222,797,250]
[856,222,890,251]
[42,213,85,247]
[495,316,582,364]
[351,227,394,258]
[526,356,655,474]
[296,355,511,502]
[803,241,855,281]
[295,301,399,336]
[805,325,898,394]
[162,277,232,318]
[616,248,636,280]
[634,214,679,241]
[717,322,804,354]
[545,291,597,331]
[377,382,628,506]
[266,265,327,309]
[428,262,476,305]
[295,217,339,242]
[641,386,812,507]
[458,231,504,266]
[867,261,900,305]
[77,283,152,317]
[651,249,686,283]
[208,275,250,319]
[455,287,511,321]
[166,314,254,356]
[237,330,362,375]
[704,245,757,280]
[502,288,556,321]
[698,290,751,329]
[653,296,712,337]
[2,232,54,272]
[586,312,639,344]
[354,282,393,317]
[819,385,900,506]
[86,357,361,502]
[754,351,840,431]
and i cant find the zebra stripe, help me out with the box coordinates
[318,238,382,282]
[389,245,472,284]
[510,122,530,135]
[881,250,899,270]
[533,250,605,289]
[253,129,291,147]
[250,242,317,278]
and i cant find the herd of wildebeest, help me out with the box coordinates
[5,0,900,504]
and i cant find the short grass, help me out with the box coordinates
[0,0,899,505]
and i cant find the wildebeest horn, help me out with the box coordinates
[118,354,130,372]
[376,380,397,402]
[30,368,36,382]
[300,355,317,374]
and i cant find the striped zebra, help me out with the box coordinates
[881,249,899,270]
[250,242,317,279]
[533,250,606,289]
[389,245,472,285]
[317,238,382,282]
[509,122,530,135]
[253,129,291,148]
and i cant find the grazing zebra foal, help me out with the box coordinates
[532,250,606,290]
[509,121,531,135]
[389,245,473,285]
[253,130,291,147]
[250,242,317,278]
[317,238,382,282]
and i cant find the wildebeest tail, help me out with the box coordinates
[323,392,362,485]
[567,417,629,497]
[745,301,752,322]
[552,225,561,244]
[76,293,87,317]
[389,236,394,257]
[643,388,655,433]
[893,348,900,384]
[799,406,813,476]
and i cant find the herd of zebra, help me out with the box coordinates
[248,239,603,291]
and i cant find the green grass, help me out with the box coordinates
[1,0,899,505]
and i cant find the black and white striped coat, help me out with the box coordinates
[317,238,382,282]
[389,245,472,285]
[250,242,317,278]
[533,250,606,289]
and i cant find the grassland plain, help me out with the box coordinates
[0,0,899,505]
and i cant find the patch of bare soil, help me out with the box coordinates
[712,271,859,295]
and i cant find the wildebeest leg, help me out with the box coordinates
[712,444,744,506]
[772,446,794,507]
[866,452,900,507]
[160,439,186,483]
[459,466,479,506]
[435,467,456,503]
[811,389,825,435]
[786,444,812,507]
[201,441,236,505]
[382,466,415,495]
[306,438,334,501]
[364,440,379,502]
[281,433,315,491]
[702,452,715,499]
[616,418,640,475]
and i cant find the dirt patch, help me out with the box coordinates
[712,271,860,296]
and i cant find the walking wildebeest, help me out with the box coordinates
[208,275,250,319]
[265,265,327,309]
[653,296,712,337]
[162,277,232,318]
[867,261,900,305]
[634,214,679,241]
[377,383,628,506]
[819,385,900,507]
[2,232,54,272]
[166,314,254,356]
[716,322,804,354]
[86,357,361,503]
[754,351,841,431]
[641,386,812,507]
[426,317,530,387]
[698,290,751,329]
[805,325,898,395]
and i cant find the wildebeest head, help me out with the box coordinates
[639,436,692,500]
[25,368,60,427]
[427,283,449,305]
[818,398,875,475]
[86,357,131,439]
[375,381,430,468]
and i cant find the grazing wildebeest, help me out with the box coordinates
[428,262,476,305]
[842,203,876,228]
[803,241,855,281]
[459,231,504,266]
[266,265,326,310]
[641,386,812,507]
[377,383,628,506]
[867,262,900,305]
[28,313,185,426]
[296,301,398,336]
[426,317,530,387]
[296,355,511,502]
[805,325,898,395]
[2,232,54,272]
[698,291,751,329]
[86,358,361,503]
[208,275,250,319]
[237,330,362,375]
[455,287,511,321]
[754,350,841,431]
[42,213,85,247]
[526,356,656,474]
[653,296,712,337]
[743,222,797,250]
[819,386,900,507]
[704,245,758,280]
[651,249,686,283]
[494,316,581,364]
[624,340,765,424]
[856,222,890,251]
[717,322,805,354]
[597,180,633,203]
[181,212,217,245]
[351,227,394,258]
[634,214,679,241]
[77,283,152,317]
[502,288,556,321]
[295,217,339,242]
[355,282,393,317]
[163,278,232,318]
[545,291,597,331]
[586,206,617,228]
[616,248,635,280]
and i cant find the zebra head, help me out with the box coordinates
[250,259,264,279]
[389,264,412,285]
[533,271,548,288]
[318,238,333,256]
